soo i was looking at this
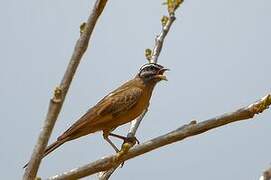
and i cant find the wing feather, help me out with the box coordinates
[97,87,142,117]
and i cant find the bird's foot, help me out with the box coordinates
[109,133,140,167]
[118,136,139,167]
[113,141,134,167]
[124,136,140,145]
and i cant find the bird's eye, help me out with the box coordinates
[139,63,164,77]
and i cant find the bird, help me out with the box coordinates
[24,63,168,168]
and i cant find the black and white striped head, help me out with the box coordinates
[138,63,169,83]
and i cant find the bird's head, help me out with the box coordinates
[138,63,169,83]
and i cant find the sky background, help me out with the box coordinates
[1,0,271,179]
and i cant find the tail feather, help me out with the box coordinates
[23,140,65,168]
[43,140,65,157]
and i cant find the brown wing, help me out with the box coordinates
[97,87,142,117]
[57,86,142,141]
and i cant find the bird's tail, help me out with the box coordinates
[43,140,65,158]
[23,140,65,168]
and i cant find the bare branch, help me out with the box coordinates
[150,14,176,64]
[128,109,148,135]
[49,94,271,180]
[23,1,108,179]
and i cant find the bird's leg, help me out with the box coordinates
[109,133,140,145]
[103,132,120,153]
[108,133,126,140]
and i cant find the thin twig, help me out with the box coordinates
[23,1,108,180]
[151,14,176,64]
[128,109,148,135]
[49,94,271,180]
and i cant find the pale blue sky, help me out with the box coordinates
[1,0,271,179]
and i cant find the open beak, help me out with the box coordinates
[155,68,169,81]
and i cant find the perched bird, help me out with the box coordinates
[24,63,168,168]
